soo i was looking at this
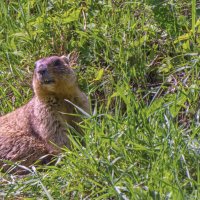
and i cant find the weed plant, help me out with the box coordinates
[0,0,200,199]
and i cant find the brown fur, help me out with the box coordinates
[0,55,90,170]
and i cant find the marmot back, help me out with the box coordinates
[0,55,90,171]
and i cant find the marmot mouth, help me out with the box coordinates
[42,79,55,84]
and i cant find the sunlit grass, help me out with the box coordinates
[192,0,197,35]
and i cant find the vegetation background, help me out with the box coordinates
[0,0,200,199]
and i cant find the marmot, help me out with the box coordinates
[0,55,90,169]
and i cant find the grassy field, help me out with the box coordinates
[0,0,200,199]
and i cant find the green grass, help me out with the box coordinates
[0,0,200,199]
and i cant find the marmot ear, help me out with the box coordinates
[61,52,79,68]
[61,55,70,65]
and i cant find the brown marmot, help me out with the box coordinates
[0,55,90,169]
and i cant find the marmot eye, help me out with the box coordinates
[53,59,62,66]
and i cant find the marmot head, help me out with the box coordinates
[33,55,77,99]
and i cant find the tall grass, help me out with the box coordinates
[0,0,200,199]
[192,0,196,35]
